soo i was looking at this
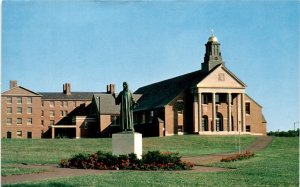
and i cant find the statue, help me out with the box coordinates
[113,82,135,131]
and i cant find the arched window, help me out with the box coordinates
[202,116,208,131]
[216,113,223,131]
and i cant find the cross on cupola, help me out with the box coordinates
[201,30,224,72]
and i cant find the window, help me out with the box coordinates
[63,101,68,107]
[27,107,32,114]
[49,101,54,107]
[7,107,12,114]
[7,97,12,104]
[176,100,184,114]
[216,113,223,131]
[27,118,32,125]
[6,118,12,125]
[202,94,209,104]
[141,113,146,124]
[60,110,68,117]
[111,115,119,126]
[17,118,22,125]
[17,97,22,104]
[27,132,32,139]
[41,110,44,116]
[41,120,44,126]
[17,131,22,138]
[50,111,55,117]
[7,131,12,139]
[50,120,55,126]
[215,94,220,104]
[42,101,44,107]
[202,116,209,131]
[27,97,32,104]
[17,107,22,114]
[246,102,250,115]
[246,125,251,132]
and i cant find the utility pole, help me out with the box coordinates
[294,122,299,137]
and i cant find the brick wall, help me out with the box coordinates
[2,94,42,139]
[245,95,267,135]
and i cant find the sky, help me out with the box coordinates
[2,0,299,132]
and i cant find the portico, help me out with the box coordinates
[193,88,247,135]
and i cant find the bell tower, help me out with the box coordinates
[201,31,223,72]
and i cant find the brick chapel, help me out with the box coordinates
[1,34,267,139]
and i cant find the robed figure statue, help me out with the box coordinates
[113,82,135,131]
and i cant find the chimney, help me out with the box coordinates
[106,84,115,94]
[63,83,71,95]
[10,80,17,89]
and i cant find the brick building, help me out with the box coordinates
[1,34,267,138]
[133,34,267,136]
[1,81,127,139]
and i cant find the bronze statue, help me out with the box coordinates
[113,82,135,131]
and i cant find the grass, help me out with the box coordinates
[1,166,45,177]
[3,137,299,187]
[1,135,255,165]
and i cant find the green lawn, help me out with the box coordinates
[2,136,299,186]
[2,135,255,165]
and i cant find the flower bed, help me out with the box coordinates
[220,151,255,162]
[60,151,194,171]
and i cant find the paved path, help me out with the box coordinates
[1,136,272,185]
[182,136,273,165]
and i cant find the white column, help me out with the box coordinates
[212,92,216,132]
[228,93,232,132]
[193,93,199,133]
[241,93,246,132]
[198,92,202,133]
[237,94,241,132]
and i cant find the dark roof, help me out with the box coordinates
[93,93,142,115]
[133,69,210,111]
[39,92,104,100]
[2,86,42,96]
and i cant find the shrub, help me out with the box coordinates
[221,151,255,162]
[267,129,299,137]
[60,151,194,171]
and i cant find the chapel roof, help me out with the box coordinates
[133,65,220,111]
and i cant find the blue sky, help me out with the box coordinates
[2,1,299,131]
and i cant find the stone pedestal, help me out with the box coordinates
[112,132,142,159]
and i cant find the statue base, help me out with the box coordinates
[112,131,142,159]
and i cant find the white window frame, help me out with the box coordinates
[17,118,22,125]
[6,118,12,125]
[17,107,22,114]
[7,107,12,114]
[27,107,32,114]
[27,97,32,104]
[17,97,22,104]
[7,97,12,104]
[27,118,32,125]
